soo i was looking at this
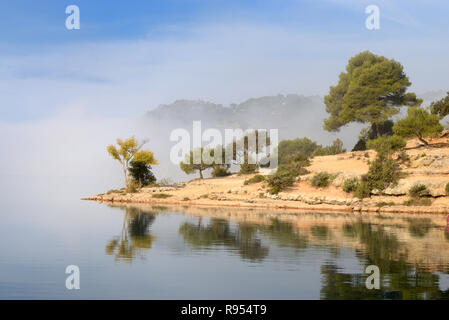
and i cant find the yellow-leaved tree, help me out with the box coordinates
[107,137,157,189]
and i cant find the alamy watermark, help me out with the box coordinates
[66,5,80,30]
[169,121,278,168]
[65,265,80,290]
[365,5,380,30]
[365,265,380,289]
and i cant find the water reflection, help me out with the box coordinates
[106,204,449,299]
[179,219,269,261]
[105,206,157,262]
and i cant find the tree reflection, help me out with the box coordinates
[179,219,269,262]
[321,220,449,300]
[105,206,157,262]
[407,218,433,238]
[259,218,308,249]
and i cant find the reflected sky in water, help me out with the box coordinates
[1,176,449,299]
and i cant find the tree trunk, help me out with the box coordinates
[199,169,203,179]
[123,167,129,188]
[417,136,429,145]
[373,123,380,138]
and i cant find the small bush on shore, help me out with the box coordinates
[106,189,125,195]
[342,178,358,193]
[126,180,139,193]
[354,177,371,199]
[212,166,231,177]
[312,139,345,157]
[183,197,190,201]
[244,174,266,185]
[376,201,395,207]
[239,157,258,174]
[152,193,172,199]
[267,171,295,194]
[397,150,410,163]
[366,135,406,153]
[446,182,449,195]
[403,198,432,206]
[311,172,331,188]
[408,184,430,198]
[365,151,401,191]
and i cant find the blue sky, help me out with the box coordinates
[0,0,448,122]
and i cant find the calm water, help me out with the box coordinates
[1,175,449,299]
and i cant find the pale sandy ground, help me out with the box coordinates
[84,135,449,214]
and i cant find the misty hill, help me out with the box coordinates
[145,94,334,142]
[142,91,447,181]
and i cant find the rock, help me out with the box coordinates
[384,177,448,197]
[332,172,359,187]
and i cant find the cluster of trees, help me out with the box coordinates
[319,51,447,198]
[325,51,445,148]
[264,137,346,193]
[179,130,271,179]
[107,137,157,192]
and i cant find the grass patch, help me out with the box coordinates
[244,174,266,185]
[408,184,431,198]
[376,201,396,207]
[266,171,295,194]
[311,172,331,188]
[152,193,172,199]
[403,198,432,206]
[106,189,124,195]
[342,177,358,193]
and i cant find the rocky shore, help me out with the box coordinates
[83,138,449,215]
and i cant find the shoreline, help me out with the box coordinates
[84,143,449,216]
[82,194,449,215]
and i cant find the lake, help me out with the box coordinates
[1,176,449,299]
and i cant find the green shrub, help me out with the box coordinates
[366,135,406,153]
[244,174,266,185]
[128,161,156,187]
[311,172,331,188]
[152,193,172,199]
[239,162,258,174]
[376,201,395,207]
[277,162,309,177]
[365,151,401,191]
[183,197,190,201]
[403,198,432,206]
[106,189,124,195]
[211,165,231,177]
[200,194,209,198]
[126,180,139,193]
[446,182,449,195]
[408,184,430,198]
[354,179,371,198]
[397,150,410,163]
[343,177,359,193]
[312,139,345,157]
[267,171,295,194]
